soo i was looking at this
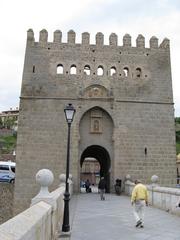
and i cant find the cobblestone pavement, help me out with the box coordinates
[65,188,180,240]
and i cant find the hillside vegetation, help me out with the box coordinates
[0,134,17,154]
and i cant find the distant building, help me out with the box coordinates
[81,158,100,185]
[0,108,19,131]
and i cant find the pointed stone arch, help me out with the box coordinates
[79,106,114,192]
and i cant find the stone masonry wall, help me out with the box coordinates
[114,102,176,186]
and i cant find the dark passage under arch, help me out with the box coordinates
[80,145,111,192]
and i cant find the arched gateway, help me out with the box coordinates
[80,145,111,192]
[79,107,114,192]
[14,29,177,213]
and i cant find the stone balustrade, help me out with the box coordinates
[0,169,73,240]
[124,175,180,216]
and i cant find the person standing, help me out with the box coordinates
[98,177,106,200]
[131,179,148,228]
[85,179,91,193]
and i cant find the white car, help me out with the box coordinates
[0,161,16,183]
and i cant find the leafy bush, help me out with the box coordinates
[175,117,180,124]
[0,135,17,154]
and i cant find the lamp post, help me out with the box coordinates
[62,103,76,233]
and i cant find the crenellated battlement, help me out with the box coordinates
[27,29,170,49]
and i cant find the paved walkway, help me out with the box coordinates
[65,188,180,240]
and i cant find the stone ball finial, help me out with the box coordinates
[59,173,66,183]
[125,174,131,181]
[36,169,54,187]
[59,173,66,187]
[151,175,159,184]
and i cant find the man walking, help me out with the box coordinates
[131,179,148,228]
[98,177,106,200]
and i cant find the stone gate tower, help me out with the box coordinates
[14,29,177,213]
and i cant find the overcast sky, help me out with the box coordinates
[0,0,180,116]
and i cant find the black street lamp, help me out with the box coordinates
[62,103,76,233]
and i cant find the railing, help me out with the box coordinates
[124,175,180,216]
[0,169,73,240]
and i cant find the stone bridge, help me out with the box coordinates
[0,170,180,240]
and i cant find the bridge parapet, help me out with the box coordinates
[124,175,180,216]
[0,170,73,240]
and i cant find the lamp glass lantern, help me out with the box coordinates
[64,103,76,123]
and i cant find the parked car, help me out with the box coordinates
[0,161,16,183]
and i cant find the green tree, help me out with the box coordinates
[4,118,15,129]
[175,117,180,124]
